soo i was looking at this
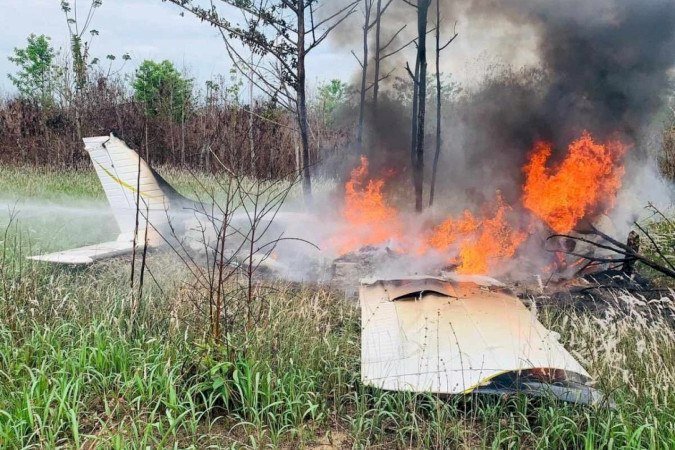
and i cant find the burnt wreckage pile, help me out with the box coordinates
[330,227,673,323]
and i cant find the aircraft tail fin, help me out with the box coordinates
[83,134,187,243]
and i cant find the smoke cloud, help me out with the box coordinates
[334,0,675,209]
[316,0,675,280]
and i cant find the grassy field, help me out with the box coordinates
[1,166,675,448]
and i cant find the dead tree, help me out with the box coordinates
[548,225,675,280]
[372,4,433,113]
[372,0,385,110]
[353,0,427,126]
[351,0,399,137]
[405,0,432,212]
[165,0,357,204]
[428,1,457,207]
[353,0,375,149]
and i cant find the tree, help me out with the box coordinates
[354,0,374,148]
[317,79,348,121]
[7,34,57,105]
[164,0,358,203]
[133,60,193,122]
[351,0,400,143]
[371,1,410,112]
[428,0,457,207]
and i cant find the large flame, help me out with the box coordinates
[332,156,402,254]
[523,132,625,233]
[330,131,626,276]
[426,194,527,274]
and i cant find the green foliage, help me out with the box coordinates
[317,79,348,121]
[205,69,245,105]
[7,34,57,105]
[225,68,245,104]
[133,60,193,122]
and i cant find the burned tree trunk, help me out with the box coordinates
[297,0,312,202]
[409,58,420,181]
[622,230,640,276]
[357,0,373,149]
[372,0,383,112]
[429,1,457,207]
[429,1,442,208]
[372,1,411,114]
[412,0,431,212]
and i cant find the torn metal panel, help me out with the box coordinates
[364,276,457,300]
[360,277,597,403]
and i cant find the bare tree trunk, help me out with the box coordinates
[297,0,313,203]
[249,59,255,176]
[410,58,420,172]
[413,1,430,212]
[181,108,186,168]
[73,102,82,165]
[429,0,442,207]
[372,0,383,112]
[294,135,301,174]
[357,0,372,149]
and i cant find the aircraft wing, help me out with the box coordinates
[360,277,603,405]
[29,240,136,265]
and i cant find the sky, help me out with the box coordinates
[0,0,360,96]
[0,0,543,96]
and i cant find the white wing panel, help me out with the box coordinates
[361,278,589,394]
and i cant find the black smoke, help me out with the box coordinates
[526,0,675,141]
[440,0,675,206]
[334,0,675,209]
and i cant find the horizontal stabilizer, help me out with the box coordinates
[29,240,136,265]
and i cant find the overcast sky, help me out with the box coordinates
[0,0,544,97]
[0,0,362,96]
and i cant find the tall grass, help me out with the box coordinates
[1,169,675,448]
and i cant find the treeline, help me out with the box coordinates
[0,71,352,179]
[0,41,353,179]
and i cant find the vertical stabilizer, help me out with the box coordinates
[83,134,179,244]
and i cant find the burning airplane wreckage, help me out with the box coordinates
[26,131,638,406]
[28,0,675,407]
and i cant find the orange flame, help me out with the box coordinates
[426,194,527,274]
[330,131,626,276]
[332,156,402,254]
[523,132,625,233]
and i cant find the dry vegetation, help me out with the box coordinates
[2,1,674,447]
[0,73,351,178]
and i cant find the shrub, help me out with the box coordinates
[133,60,192,122]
